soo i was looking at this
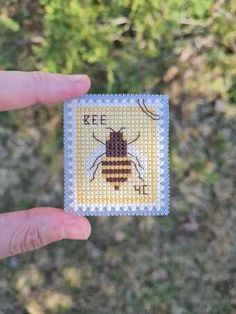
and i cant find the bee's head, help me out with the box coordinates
[107,127,125,140]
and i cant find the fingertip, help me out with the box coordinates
[72,74,91,95]
[77,216,92,240]
[28,207,92,241]
[62,213,92,240]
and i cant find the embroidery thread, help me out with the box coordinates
[64,94,169,216]
[89,128,143,190]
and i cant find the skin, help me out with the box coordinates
[0,71,92,260]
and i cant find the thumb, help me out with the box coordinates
[0,71,91,111]
[0,207,91,260]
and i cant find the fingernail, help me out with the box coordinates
[70,74,90,84]
[63,223,91,240]
[70,74,91,93]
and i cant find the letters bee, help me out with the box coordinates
[89,127,144,190]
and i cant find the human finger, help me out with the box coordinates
[0,207,91,260]
[0,71,91,111]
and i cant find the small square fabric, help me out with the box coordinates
[64,94,169,216]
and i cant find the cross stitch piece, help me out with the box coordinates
[64,94,169,216]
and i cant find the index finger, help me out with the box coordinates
[0,71,91,111]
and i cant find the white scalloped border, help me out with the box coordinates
[64,94,169,216]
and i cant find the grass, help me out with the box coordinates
[0,1,235,313]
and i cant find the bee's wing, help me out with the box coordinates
[128,144,147,177]
[86,143,105,177]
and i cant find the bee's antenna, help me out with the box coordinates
[106,127,116,132]
[106,127,126,133]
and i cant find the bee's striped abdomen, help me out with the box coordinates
[102,157,132,190]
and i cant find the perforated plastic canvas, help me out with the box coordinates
[64,94,169,216]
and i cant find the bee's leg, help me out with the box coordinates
[128,152,143,169]
[131,161,144,182]
[90,161,102,182]
[93,132,106,145]
[89,153,106,170]
[127,133,140,145]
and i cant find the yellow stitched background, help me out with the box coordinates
[76,106,158,205]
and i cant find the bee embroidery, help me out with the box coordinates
[89,127,144,190]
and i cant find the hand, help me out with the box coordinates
[0,71,91,260]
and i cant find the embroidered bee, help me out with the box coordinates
[89,127,144,190]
